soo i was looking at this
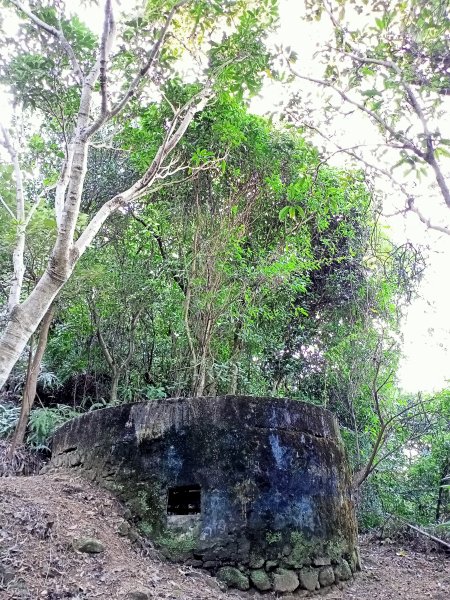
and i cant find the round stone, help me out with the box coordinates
[250,569,272,591]
[72,537,105,554]
[319,566,335,587]
[334,559,352,582]
[273,568,299,593]
[217,566,250,591]
[299,567,319,591]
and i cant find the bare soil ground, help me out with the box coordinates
[0,473,448,600]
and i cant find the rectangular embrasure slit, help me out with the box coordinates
[167,484,201,515]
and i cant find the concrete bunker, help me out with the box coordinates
[48,395,359,593]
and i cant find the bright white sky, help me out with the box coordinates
[2,0,450,393]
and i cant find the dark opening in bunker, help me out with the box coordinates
[167,484,201,515]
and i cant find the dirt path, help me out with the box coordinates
[0,474,448,599]
[331,538,449,600]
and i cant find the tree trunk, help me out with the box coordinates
[229,321,243,395]
[436,457,449,522]
[110,369,120,405]
[192,311,213,397]
[0,2,210,393]
[0,267,68,390]
[8,303,55,453]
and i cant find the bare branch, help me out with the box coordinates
[407,198,450,235]
[1,124,26,313]
[294,115,450,236]
[288,61,424,159]
[85,0,186,139]
[99,0,116,117]
[317,3,450,211]
[334,49,450,208]
[109,1,186,119]
[24,190,49,227]
[353,422,387,488]
[0,195,16,220]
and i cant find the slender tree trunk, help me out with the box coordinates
[206,366,217,396]
[110,369,120,405]
[8,303,55,454]
[229,321,243,395]
[193,311,213,397]
[196,354,207,397]
[436,457,449,522]
[352,423,387,491]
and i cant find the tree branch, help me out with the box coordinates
[121,306,144,370]
[74,89,211,258]
[1,124,26,313]
[8,0,84,84]
[84,0,186,138]
[335,49,450,209]
[288,62,424,159]
[99,0,116,117]
[407,198,450,235]
[0,195,16,220]
[90,301,115,371]
[293,115,450,236]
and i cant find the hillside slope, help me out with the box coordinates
[0,473,448,599]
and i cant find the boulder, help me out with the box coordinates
[334,559,352,582]
[249,554,266,569]
[273,568,299,593]
[72,537,105,554]
[117,521,131,536]
[299,567,319,591]
[250,569,272,591]
[123,592,150,600]
[249,553,265,569]
[217,566,250,591]
[319,566,335,587]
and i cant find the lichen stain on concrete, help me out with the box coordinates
[166,444,183,475]
[269,432,287,469]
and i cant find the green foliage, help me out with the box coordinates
[41,92,412,413]
[0,403,20,439]
[358,390,450,528]
[28,405,82,449]
[266,531,282,544]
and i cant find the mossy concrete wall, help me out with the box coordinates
[47,396,359,593]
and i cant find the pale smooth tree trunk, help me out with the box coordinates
[0,265,71,390]
[0,0,210,391]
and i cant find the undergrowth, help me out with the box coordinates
[0,439,45,476]
[28,405,84,449]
